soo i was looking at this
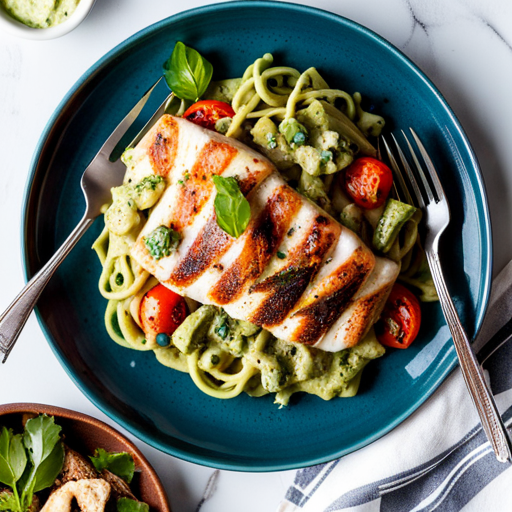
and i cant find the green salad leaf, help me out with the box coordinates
[23,415,61,469]
[29,442,65,494]
[0,415,64,512]
[0,428,27,491]
[163,41,213,102]
[212,175,251,238]
[22,415,64,500]
[117,497,149,512]
[90,448,135,484]
[0,490,17,511]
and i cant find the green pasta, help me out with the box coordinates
[92,52,435,407]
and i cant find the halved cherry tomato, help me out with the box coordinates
[139,284,188,338]
[183,100,235,131]
[375,283,421,349]
[343,157,393,209]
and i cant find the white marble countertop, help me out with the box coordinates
[1,0,511,510]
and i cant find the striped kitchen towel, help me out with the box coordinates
[279,259,512,512]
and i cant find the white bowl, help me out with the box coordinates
[0,0,96,40]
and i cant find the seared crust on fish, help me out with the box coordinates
[130,115,399,351]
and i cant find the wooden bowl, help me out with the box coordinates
[0,403,171,512]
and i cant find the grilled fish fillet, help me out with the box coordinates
[129,115,399,351]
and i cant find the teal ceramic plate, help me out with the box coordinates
[22,1,491,471]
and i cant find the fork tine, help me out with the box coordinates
[97,77,162,160]
[126,92,174,150]
[401,130,435,204]
[381,136,414,205]
[391,133,425,209]
[409,128,446,202]
[378,137,400,199]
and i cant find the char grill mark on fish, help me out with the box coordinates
[148,115,180,177]
[248,215,337,327]
[168,215,232,287]
[291,248,374,345]
[341,283,393,343]
[171,140,238,231]
[209,185,302,305]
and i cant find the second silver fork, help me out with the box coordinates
[383,129,512,464]
[0,80,173,363]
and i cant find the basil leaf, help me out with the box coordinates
[90,449,135,484]
[31,441,64,493]
[163,41,213,102]
[23,415,61,467]
[212,175,251,238]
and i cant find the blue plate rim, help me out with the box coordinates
[21,0,493,472]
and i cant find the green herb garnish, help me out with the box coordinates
[163,41,213,102]
[90,448,135,484]
[0,415,64,512]
[212,175,251,238]
[266,132,277,149]
[320,150,333,164]
[117,497,149,512]
[134,175,164,193]
[279,118,308,147]
[276,267,300,286]
[216,323,229,340]
[277,251,286,259]
[144,226,181,260]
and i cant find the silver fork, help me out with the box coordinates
[0,79,172,363]
[383,129,512,463]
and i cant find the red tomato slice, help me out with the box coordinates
[375,283,421,349]
[183,100,235,131]
[343,157,393,209]
[139,284,188,337]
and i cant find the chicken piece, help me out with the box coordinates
[40,479,110,512]
[129,115,399,351]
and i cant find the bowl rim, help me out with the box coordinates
[0,0,96,40]
[20,0,493,471]
[0,402,171,512]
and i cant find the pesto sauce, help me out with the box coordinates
[1,0,81,29]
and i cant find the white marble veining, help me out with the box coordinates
[0,0,511,510]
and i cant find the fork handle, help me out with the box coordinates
[0,216,94,363]
[428,251,512,463]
